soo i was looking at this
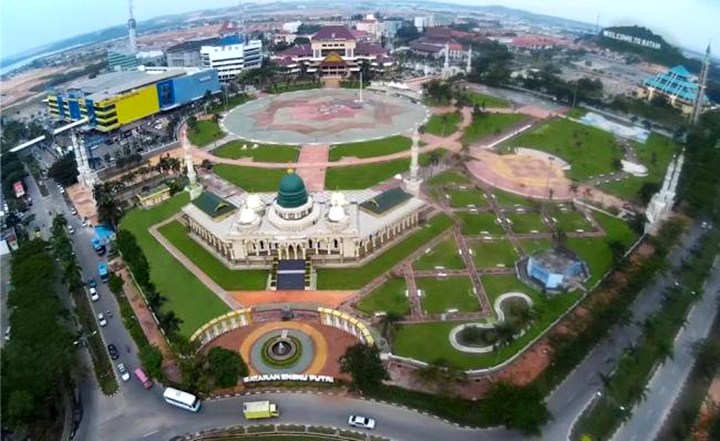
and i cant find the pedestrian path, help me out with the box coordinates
[295,144,329,191]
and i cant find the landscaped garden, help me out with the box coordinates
[329,136,411,161]
[413,238,465,270]
[490,188,533,207]
[462,113,526,145]
[418,277,479,314]
[456,212,504,235]
[188,120,224,147]
[355,278,410,316]
[213,165,289,192]
[551,210,593,232]
[506,118,624,181]
[463,91,510,109]
[470,239,518,268]
[427,170,471,186]
[445,188,489,208]
[213,140,299,162]
[425,112,462,137]
[507,212,549,233]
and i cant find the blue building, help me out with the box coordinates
[521,247,589,293]
[638,65,711,115]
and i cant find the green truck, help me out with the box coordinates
[242,401,280,420]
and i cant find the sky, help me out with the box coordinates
[0,0,716,58]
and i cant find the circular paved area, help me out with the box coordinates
[222,89,428,145]
[240,322,327,375]
[249,329,315,374]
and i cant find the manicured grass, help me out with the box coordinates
[213,165,288,192]
[456,212,504,235]
[489,188,533,207]
[593,212,638,249]
[551,210,593,232]
[355,278,410,316]
[427,170,471,186]
[445,188,489,208]
[325,158,406,189]
[317,214,455,289]
[418,277,479,314]
[188,120,224,147]
[329,136,412,161]
[565,107,588,118]
[481,274,534,304]
[120,195,230,336]
[599,133,679,202]
[461,114,526,145]
[425,112,462,137]
[507,212,549,233]
[414,238,465,270]
[213,140,299,162]
[520,238,552,256]
[470,239,518,269]
[158,221,267,290]
[266,82,322,94]
[507,118,624,181]
[565,237,613,286]
[464,91,510,108]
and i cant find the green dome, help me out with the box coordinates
[277,171,308,208]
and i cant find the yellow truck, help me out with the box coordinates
[243,401,280,420]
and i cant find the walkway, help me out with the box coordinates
[295,144,329,192]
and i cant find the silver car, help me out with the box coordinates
[348,415,376,430]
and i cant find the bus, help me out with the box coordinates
[163,387,201,412]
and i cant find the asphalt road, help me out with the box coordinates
[612,258,720,441]
[22,155,711,441]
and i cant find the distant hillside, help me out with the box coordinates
[596,25,690,67]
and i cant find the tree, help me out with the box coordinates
[692,338,720,377]
[639,182,660,205]
[481,382,550,435]
[608,240,626,266]
[93,183,123,229]
[108,273,124,295]
[428,151,441,177]
[379,312,403,345]
[48,153,79,187]
[414,358,468,396]
[339,343,389,393]
[159,310,182,336]
[206,347,249,388]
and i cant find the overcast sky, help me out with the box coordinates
[1,0,716,58]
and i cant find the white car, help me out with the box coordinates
[348,415,376,430]
[89,287,99,301]
[70,208,78,216]
[97,313,107,327]
[117,363,131,382]
[67,225,75,235]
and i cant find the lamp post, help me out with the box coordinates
[595,391,627,412]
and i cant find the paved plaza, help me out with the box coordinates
[222,89,429,145]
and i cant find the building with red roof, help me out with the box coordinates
[272,25,393,77]
[409,27,467,60]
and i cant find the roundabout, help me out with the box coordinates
[222,88,429,145]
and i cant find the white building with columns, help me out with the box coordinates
[181,170,426,267]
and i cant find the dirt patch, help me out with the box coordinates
[0,66,65,108]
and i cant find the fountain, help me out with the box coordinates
[265,330,298,362]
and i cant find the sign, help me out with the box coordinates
[13,181,25,198]
[242,374,335,384]
[602,30,661,50]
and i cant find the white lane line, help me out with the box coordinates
[142,430,159,438]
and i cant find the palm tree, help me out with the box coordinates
[159,310,182,336]
[379,312,403,345]
[428,152,441,178]
[656,338,674,362]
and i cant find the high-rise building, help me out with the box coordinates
[200,35,263,82]
[127,0,137,54]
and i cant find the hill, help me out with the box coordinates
[596,25,691,68]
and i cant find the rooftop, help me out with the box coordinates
[314,26,355,41]
[166,37,219,53]
[192,191,237,220]
[64,68,194,102]
[642,64,710,104]
[530,247,583,273]
[359,187,412,216]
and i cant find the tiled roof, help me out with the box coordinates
[359,187,412,216]
[192,191,237,220]
[277,44,312,57]
[642,65,710,104]
[314,25,355,41]
[355,42,386,56]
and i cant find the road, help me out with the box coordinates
[22,157,711,441]
[612,258,720,441]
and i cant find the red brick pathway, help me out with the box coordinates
[295,145,329,191]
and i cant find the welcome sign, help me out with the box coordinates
[242,374,335,384]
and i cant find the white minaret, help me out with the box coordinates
[466,46,472,74]
[691,43,711,125]
[403,125,423,195]
[183,128,202,199]
[441,43,451,80]
[71,130,95,189]
[645,151,685,234]
[127,0,138,54]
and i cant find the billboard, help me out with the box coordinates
[13,181,25,198]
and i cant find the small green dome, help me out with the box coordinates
[277,171,308,208]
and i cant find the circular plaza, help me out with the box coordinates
[222,88,428,145]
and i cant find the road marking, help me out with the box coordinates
[142,430,159,438]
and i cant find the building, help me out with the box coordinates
[181,171,426,271]
[518,247,589,293]
[107,49,139,71]
[637,65,711,115]
[200,35,263,82]
[380,20,404,38]
[409,27,466,60]
[273,25,394,77]
[47,67,220,132]
[165,37,219,68]
[283,21,302,34]
[414,16,434,32]
[356,14,381,40]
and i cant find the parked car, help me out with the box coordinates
[97,313,107,327]
[348,415,376,430]
[4,326,11,342]
[107,344,119,360]
[70,207,78,216]
[89,287,99,302]
[117,363,130,382]
[68,225,75,235]
[87,278,97,289]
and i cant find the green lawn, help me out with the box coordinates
[427,170,471,186]
[445,188,489,208]
[317,214,455,289]
[329,136,411,161]
[481,274,534,304]
[551,210,593,232]
[507,213,549,233]
[464,91,510,108]
[213,165,288,192]
[489,189,533,207]
[520,238,552,256]
[119,195,229,336]
[355,278,410,316]
[456,212,503,235]
[565,237,613,286]
[594,212,638,248]
[461,114,526,145]
[213,140,299,163]
[188,120,224,147]
[507,118,624,181]
[418,277,479,314]
[414,238,465,270]
[425,112,462,137]
[470,239,518,268]
[158,221,267,290]
[325,158,408,189]
[599,134,679,202]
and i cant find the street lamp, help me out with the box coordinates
[73,330,97,348]
[595,391,626,412]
